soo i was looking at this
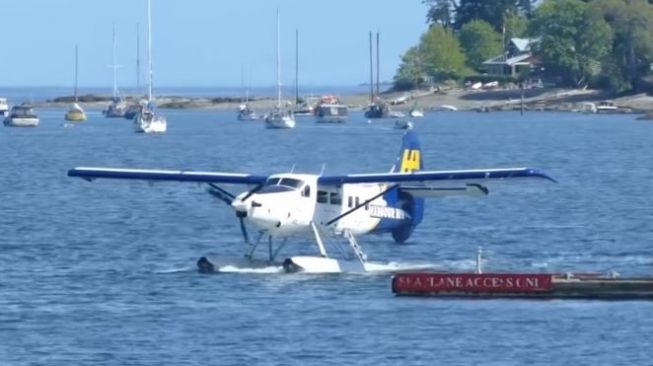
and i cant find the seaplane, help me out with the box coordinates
[67,131,555,274]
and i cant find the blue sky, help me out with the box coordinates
[1,0,428,88]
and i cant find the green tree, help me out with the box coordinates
[393,47,427,90]
[423,0,455,28]
[455,0,519,31]
[458,20,502,70]
[530,0,613,87]
[590,0,653,91]
[504,13,529,41]
[419,25,468,81]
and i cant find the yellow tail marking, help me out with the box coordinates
[401,149,421,172]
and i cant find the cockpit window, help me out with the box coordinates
[279,178,303,188]
[265,178,281,186]
[259,177,304,194]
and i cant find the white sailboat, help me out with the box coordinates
[65,44,87,122]
[134,0,167,134]
[265,9,295,129]
[103,27,127,118]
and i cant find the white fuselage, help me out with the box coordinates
[231,173,400,237]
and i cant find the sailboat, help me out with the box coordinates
[364,31,391,119]
[292,29,314,117]
[237,65,258,121]
[134,0,167,133]
[65,44,87,122]
[103,27,128,118]
[265,9,295,129]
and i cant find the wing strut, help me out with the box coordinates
[325,184,399,226]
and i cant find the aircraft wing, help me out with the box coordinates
[68,167,268,185]
[318,167,556,186]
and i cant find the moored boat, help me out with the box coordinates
[4,104,39,127]
[314,96,347,123]
[104,27,126,118]
[65,103,87,122]
[134,0,167,134]
[393,120,413,130]
[596,101,619,113]
[0,98,9,117]
[265,108,295,129]
[264,9,295,130]
[237,103,259,121]
[65,44,87,122]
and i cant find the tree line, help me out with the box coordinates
[394,0,653,93]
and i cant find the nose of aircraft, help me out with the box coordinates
[232,199,249,218]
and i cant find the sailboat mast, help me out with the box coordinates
[295,28,299,105]
[376,32,380,97]
[368,31,373,104]
[112,27,118,99]
[147,0,153,102]
[136,23,140,93]
[74,44,79,102]
[276,9,281,108]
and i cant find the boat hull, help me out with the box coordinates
[265,115,295,129]
[4,117,39,127]
[65,111,87,122]
[134,113,167,133]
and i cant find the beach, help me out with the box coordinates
[37,87,653,114]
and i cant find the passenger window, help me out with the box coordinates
[330,192,342,205]
[303,185,311,198]
[348,196,353,208]
[317,191,328,203]
[355,197,360,207]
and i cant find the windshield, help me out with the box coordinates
[259,177,304,194]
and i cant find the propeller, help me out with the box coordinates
[326,184,399,226]
[207,183,235,205]
[206,183,264,245]
[239,216,250,244]
[241,184,263,201]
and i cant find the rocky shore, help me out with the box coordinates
[40,87,653,114]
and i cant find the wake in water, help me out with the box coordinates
[190,254,444,275]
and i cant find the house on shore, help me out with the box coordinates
[482,38,541,77]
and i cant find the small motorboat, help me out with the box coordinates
[0,98,9,117]
[4,104,39,127]
[409,108,424,118]
[394,120,413,130]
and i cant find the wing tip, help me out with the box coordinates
[527,168,558,183]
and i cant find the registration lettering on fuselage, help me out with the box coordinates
[368,205,406,220]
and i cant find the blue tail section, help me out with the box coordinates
[375,131,425,243]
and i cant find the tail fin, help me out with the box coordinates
[391,131,424,243]
[394,131,423,173]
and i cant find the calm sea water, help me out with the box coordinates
[1,107,652,365]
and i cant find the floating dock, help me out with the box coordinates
[392,272,653,300]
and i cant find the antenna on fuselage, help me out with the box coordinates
[290,164,296,173]
[319,164,326,175]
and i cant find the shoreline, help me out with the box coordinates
[34,87,653,113]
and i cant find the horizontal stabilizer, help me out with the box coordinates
[400,183,489,198]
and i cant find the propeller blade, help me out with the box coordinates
[326,184,399,226]
[207,183,235,205]
[239,217,250,244]
[241,184,263,201]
